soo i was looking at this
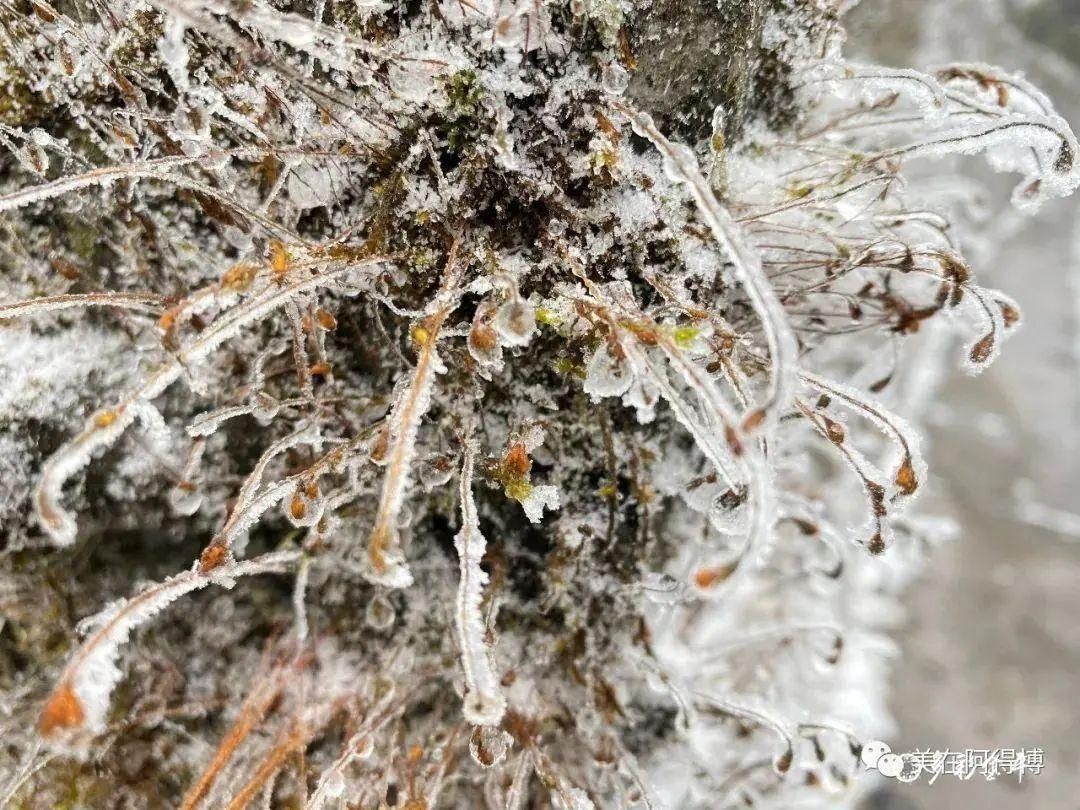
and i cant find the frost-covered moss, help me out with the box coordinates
[0,0,1076,807]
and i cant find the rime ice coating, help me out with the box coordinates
[1,0,1077,805]
[453,447,507,727]
[38,551,299,743]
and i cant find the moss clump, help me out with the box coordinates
[441,69,486,153]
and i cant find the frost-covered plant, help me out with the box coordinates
[0,0,1076,807]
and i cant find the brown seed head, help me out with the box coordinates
[692,562,737,589]
[39,683,85,736]
[93,409,119,429]
[199,544,229,573]
[502,442,531,479]
[469,320,499,352]
[290,492,307,520]
[315,308,338,330]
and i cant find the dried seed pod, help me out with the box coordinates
[969,332,995,366]
[269,239,289,280]
[38,684,84,736]
[502,442,531,479]
[198,544,229,573]
[93,409,120,429]
[894,457,918,496]
[315,308,338,330]
[823,416,845,445]
[221,263,258,292]
[468,304,503,368]
[692,561,738,590]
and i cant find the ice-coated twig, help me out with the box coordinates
[618,332,776,592]
[618,336,743,490]
[34,256,387,546]
[0,158,313,243]
[692,690,796,776]
[179,651,291,810]
[610,738,663,810]
[796,398,891,554]
[800,370,925,503]
[292,555,311,644]
[0,741,52,806]
[0,147,346,218]
[34,399,163,546]
[209,428,367,559]
[504,750,533,810]
[365,241,462,586]
[363,329,445,586]
[38,550,300,744]
[453,445,507,727]
[0,153,221,213]
[815,63,949,114]
[531,747,595,810]
[868,114,1079,208]
[305,685,415,809]
[161,0,379,67]
[935,61,1056,115]
[694,623,845,668]
[0,291,165,320]
[612,102,799,433]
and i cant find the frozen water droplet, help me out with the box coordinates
[601,62,629,95]
[661,142,699,185]
[251,392,280,425]
[419,454,455,492]
[583,342,634,400]
[469,725,512,768]
[365,592,396,630]
[168,483,203,516]
[494,297,536,347]
[284,482,326,528]
[468,311,504,369]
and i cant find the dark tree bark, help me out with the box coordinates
[626,0,834,143]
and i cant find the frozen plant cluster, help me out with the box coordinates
[0,0,1076,807]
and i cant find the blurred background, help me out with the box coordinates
[845,1,1080,808]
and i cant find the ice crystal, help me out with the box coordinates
[0,0,1075,807]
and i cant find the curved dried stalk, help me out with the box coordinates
[612,102,799,433]
[692,691,795,775]
[453,445,506,727]
[207,430,368,561]
[795,398,890,554]
[614,330,775,594]
[503,750,533,810]
[305,685,417,809]
[222,722,308,810]
[38,550,300,746]
[800,370,925,502]
[180,652,290,810]
[365,241,462,586]
[0,291,165,319]
[618,335,743,488]
[34,256,387,546]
